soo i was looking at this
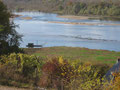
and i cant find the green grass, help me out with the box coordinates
[24,47,120,65]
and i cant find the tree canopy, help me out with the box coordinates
[2,0,120,16]
[0,1,22,55]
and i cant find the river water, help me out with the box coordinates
[14,12,120,51]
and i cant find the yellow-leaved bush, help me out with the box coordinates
[67,60,104,90]
[39,57,110,90]
[39,57,75,89]
[0,53,44,87]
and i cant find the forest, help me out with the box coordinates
[2,0,120,16]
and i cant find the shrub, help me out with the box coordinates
[0,53,44,87]
[39,58,110,90]
[39,57,74,89]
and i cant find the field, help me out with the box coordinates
[24,46,120,66]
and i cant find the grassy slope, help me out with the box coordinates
[24,47,120,65]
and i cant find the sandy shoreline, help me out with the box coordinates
[58,15,89,20]
[11,14,32,20]
[21,17,32,20]
[57,15,99,20]
[48,21,96,26]
[56,15,120,26]
[48,21,120,26]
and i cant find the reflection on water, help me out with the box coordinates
[14,12,120,51]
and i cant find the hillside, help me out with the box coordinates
[3,0,120,16]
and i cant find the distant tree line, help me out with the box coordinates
[2,0,120,16]
[64,1,120,16]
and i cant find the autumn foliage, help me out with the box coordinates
[0,53,120,89]
[39,57,74,89]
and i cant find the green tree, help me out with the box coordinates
[73,3,81,15]
[0,25,3,32]
[0,1,22,55]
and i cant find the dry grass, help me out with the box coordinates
[0,86,31,90]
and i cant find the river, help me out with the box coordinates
[14,12,120,51]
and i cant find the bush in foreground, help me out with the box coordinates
[0,53,44,87]
[39,57,110,90]
[1,53,120,90]
[39,57,74,89]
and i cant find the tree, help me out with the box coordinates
[0,1,22,55]
[73,3,81,14]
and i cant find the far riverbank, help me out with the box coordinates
[57,14,120,21]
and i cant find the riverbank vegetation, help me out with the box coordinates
[3,0,120,16]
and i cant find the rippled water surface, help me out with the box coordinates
[14,12,120,51]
